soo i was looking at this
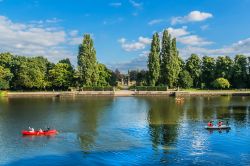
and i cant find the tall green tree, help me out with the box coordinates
[215,56,233,82]
[148,32,160,86]
[160,30,172,85]
[248,57,250,88]
[59,58,74,71]
[160,31,181,88]
[0,53,13,68]
[49,63,73,89]
[0,53,14,89]
[232,55,248,88]
[0,66,13,89]
[11,57,48,90]
[186,54,202,88]
[169,38,181,87]
[178,70,193,89]
[136,70,148,86]
[97,63,111,86]
[201,56,216,88]
[78,34,99,86]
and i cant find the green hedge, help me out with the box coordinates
[130,86,168,91]
[80,86,113,91]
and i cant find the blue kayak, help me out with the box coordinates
[205,125,231,130]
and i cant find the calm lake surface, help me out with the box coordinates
[0,96,249,166]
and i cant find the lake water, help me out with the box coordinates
[0,96,249,166]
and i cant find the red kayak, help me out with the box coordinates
[22,129,58,136]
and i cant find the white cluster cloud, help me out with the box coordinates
[171,11,213,25]
[166,26,212,46]
[167,27,190,37]
[118,36,151,51]
[178,35,213,46]
[180,38,250,58]
[0,16,65,47]
[0,15,81,62]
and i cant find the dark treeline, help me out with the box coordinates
[129,30,250,89]
[0,32,250,91]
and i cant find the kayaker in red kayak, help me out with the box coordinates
[22,127,58,136]
[28,127,35,132]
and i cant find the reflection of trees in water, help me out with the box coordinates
[225,106,250,124]
[146,97,181,151]
[183,96,250,126]
[216,97,250,124]
[146,96,250,151]
[149,123,178,150]
[75,97,113,152]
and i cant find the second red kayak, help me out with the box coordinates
[22,129,58,136]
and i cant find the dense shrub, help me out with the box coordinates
[212,78,230,89]
[178,70,193,88]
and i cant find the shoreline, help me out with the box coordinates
[4,90,250,97]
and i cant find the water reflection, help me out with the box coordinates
[0,96,249,165]
[146,97,180,151]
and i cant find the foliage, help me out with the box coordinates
[97,63,111,86]
[0,32,250,91]
[215,56,233,81]
[11,57,50,90]
[0,66,13,89]
[201,56,216,88]
[168,38,181,88]
[160,30,172,85]
[185,54,202,88]
[161,35,181,88]
[78,34,99,86]
[178,70,193,89]
[148,33,160,86]
[49,63,73,89]
[212,78,230,89]
[128,70,148,86]
[0,53,13,68]
[232,55,248,88]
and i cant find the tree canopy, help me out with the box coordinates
[0,32,249,91]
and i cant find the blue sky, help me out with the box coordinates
[0,0,250,71]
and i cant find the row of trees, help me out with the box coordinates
[148,31,181,87]
[1,32,250,90]
[131,30,250,89]
[0,34,117,90]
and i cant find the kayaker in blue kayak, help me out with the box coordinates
[218,121,223,127]
[207,121,213,127]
